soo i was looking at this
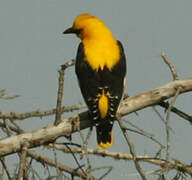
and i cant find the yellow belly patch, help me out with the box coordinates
[98,90,108,118]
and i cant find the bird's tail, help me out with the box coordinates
[96,122,113,149]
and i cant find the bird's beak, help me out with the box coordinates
[63,27,76,34]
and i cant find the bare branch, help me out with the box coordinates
[61,59,75,70]
[0,89,20,100]
[161,53,179,80]
[47,145,192,175]
[123,119,165,148]
[90,166,113,180]
[55,59,76,125]
[64,144,86,175]
[17,141,29,180]
[165,87,181,161]
[55,69,65,125]
[0,157,12,180]
[119,79,192,116]
[0,104,86,120]
[117,117,147,180]
[158,101,192,124]
[3,119,13,136]
[9,119,24,134]
[27,150,94,180]
[0,79,192,156]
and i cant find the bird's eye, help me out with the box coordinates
[75,29,82,35]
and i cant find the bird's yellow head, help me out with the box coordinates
[64,13,120,71]
[63,13,113,40]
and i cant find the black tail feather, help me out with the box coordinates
[96,122,113,149]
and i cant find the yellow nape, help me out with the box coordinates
[98,90,108,118]
[84,38,120,71]
[98,133,113,149]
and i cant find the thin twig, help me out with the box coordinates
[0,104,86,121]
[158,101,192,124]
[0,121,20,134]
[0,89,20,100]
[117,116,147,180]
[64,144,86,175]
[9,119,24,134]
[161,53,180,161]
[90,166,113,180]
[165,87,181,161]
[27,149,94,180]
[0,158,12,180]
[55,69,65,125]
[52,145,60,177]
[78,127,92,176]
[54,59,76,125]
[123,119,165,148]
[80,128,93,171]
[24,158,33,180]
[61,59,75,71]
[3,119,13,136]
[83,128,93,149]
[98,167,113,180]
[152,106,174,133]
[17,141,29,180]
[84,129,93,174]
[123,169,161,177]
[161,53,179,80]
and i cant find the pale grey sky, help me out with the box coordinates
[0,0,192,179]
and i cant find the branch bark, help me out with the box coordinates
[0,79,192,157]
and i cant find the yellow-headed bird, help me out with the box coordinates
[63,14,126,149]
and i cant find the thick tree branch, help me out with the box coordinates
[0,79,192,157]
[118,78,192,116]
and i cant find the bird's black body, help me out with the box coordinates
[75,41,126,146]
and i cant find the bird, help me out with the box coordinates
[63,13,126,149]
